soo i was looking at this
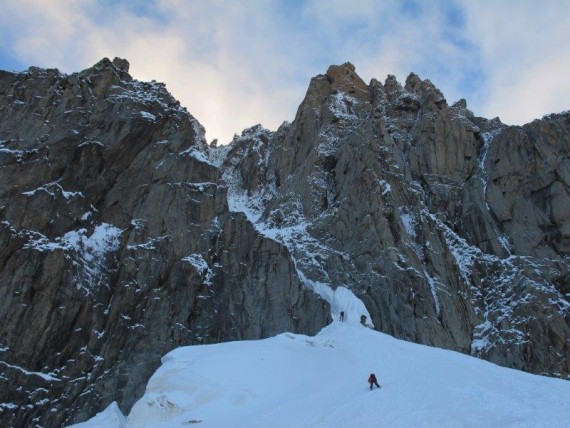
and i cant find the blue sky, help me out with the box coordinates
[0,0,568,144]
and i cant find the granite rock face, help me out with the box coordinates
[220,64,570,376]
[0,59,568,427]
[0,59,328,427]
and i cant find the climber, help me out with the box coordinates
[339,311,345,321]
[368,373,380,390]
[360,314,367,326]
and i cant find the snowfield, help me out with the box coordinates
[71,322,570,428]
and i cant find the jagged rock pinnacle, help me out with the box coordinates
[112,57,130,73]
[326,62,369,101]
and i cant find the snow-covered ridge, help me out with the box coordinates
[72,322,570,428]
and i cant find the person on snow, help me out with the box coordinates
[368,373,380,390]
[360,314,367,326]
[339,311,345,321]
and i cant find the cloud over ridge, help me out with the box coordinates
[0,0,568,144]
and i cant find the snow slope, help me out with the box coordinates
[72,322,570,428]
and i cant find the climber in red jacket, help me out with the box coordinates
[368,373,380,390]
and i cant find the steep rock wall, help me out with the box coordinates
[0,59,568,427]
[0,59,328,427]
[220,63,570,381]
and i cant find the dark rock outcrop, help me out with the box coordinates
[0,59,328,427]
[0,59,568,427]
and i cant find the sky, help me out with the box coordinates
[1,0,569,145]
[72,322,570,427]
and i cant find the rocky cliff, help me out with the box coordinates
[0,59,568,427]
[0,58,329,427]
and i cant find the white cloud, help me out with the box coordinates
[0,0,568,142]
[462,0,570,123]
